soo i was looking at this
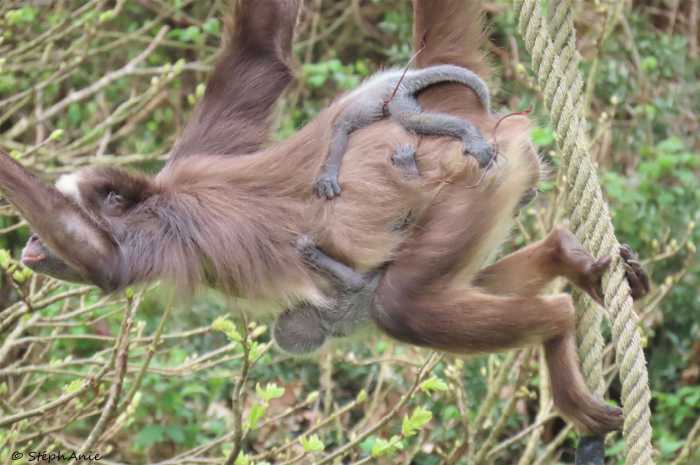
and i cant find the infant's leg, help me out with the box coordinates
[389,95,494,167]
[296,236,366,290]
[277,236,376,351]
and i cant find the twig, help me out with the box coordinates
[312,353,442,465]
[69,293,141,463]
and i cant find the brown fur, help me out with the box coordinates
[0,0,623,435]
[168,0,300,160]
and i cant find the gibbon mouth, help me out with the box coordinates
[21,251,47,264]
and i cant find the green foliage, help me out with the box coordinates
[211,316,243,342]
[401,406,432,437]
[370,435,404,457]
[653,386,700,459]
[299,434,325,453]
[419,376,449,393]
[5,6,38,26]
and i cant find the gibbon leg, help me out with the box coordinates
[372,282,622,434]
[371,189,621,433]
[473,227,611,302]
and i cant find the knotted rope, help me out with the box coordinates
[513,1,655,464]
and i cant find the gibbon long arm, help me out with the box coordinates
[168,0,300,160]
[0,150,118,289]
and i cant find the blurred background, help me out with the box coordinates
[0,1,698,464]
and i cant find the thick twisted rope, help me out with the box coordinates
[544,0,607,400]
[513,1,654,464]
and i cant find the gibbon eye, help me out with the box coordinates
[105,191,124,208]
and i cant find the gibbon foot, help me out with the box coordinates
[273,304,327,354]
[463,137,495,168]
[573,400,623,436]
[620,244,650,300]
[391,144,420,177]
[313,170,342,200]
[551,228,611,305]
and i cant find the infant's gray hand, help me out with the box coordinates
[295,235,318,261]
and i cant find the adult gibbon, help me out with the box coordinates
[0,0,649,435]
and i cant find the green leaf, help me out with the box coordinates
[307,74,327,88]
[67,103,82,126]
[657,137,684,154]
[63,379,83,394]
[640,56,658,72]
[12,267,32,283]
[402,406,432,437]
[211,316,242,342]
[530,126,555,147]
[203,18,220,35]
[246,402,267,430]
[5,6,38,26]
[256,382,284,402]
[181,26,201,42]
[180,384,209,397]
[98,10,116,23]
[299,434,325,453]
[371,435,404,457]
[248,341,261,360]
[0,250,11,269]
[49,129,64,141]
[134,425,166,449]
[234,452,250,465]
[165,426,186,443]
[124,287,135,300]
[419,376,449,393]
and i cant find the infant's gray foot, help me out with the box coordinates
[313,171,342,200]
[463,138,495,168]
[273,304,326,355]
[296,235,320,262]
[391,144,420,177]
